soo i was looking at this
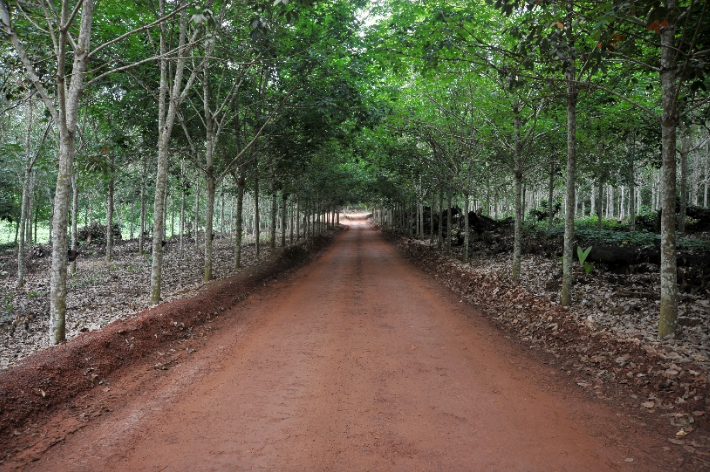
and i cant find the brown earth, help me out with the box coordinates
[0,218,698,471]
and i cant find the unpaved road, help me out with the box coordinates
[18,219,676,471]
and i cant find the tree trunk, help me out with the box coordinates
[295,195,301,240]
[255,176,260,258]
[204,170,216,282]
[512,106,523,281]
[704,140,709,207]
[289,198,294,244]
[179,182,185,258]
[281,193,287,247]
[629,145,636,231]
[561,0,578,307]
[597,172,604,229]
[234,165,246,269]
[270,188,277,250]
[194,181,200,250]
[548,162,555,227]
[46,0,95,343]
[220,183,225,235]
[150,0,198,303]
[139,161,147,254]
[446,193,452,255]
[70,173,79,274]
[105,169,114,262]
[16,166,31,288]
[679,128,690,233]
[26,172,34,245]
[438,188,444,248]
[658,1,679,337]
[463,192,470,264]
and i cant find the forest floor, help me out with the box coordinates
[0,235,277,369]
[0,217,707,471]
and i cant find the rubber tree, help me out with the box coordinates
[2,0,197,342]
[150,0,206,303]
[16,99,53,287]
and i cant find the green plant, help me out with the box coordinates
[577,245,594,275]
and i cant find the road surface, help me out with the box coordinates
[22,219,670,471]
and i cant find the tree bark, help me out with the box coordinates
[16,166,31,288]
[151,0,198,303]
[270,188,277,250]
[446,193,452,255]
[548,162,555,228]
[70,173,79,274]
[139,160,147,254]
[438,188,444,248]
[295,195,301,240]
[463,192,470,264]
[281,193,287,247]
[105,156,115,262]
[561,0,578,307]
[512,106,523,282]
[658,0,679,337]
[233,165,246,269]
[679,127,690,233]
[255,175,260,258]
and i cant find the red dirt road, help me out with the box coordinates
[19,220,675,471]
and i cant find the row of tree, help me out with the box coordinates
[2,0,709,344]
[1,0,377,344]
[356,0,709,338]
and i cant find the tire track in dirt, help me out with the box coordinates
[20,219,677,471]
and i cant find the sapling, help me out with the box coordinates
[577,245,594,275]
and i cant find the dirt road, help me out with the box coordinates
[21,219,674,471]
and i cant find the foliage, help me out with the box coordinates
[576,245,594,275]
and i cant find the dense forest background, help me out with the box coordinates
[1,0,709,347]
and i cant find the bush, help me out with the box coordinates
[78,222,122,244]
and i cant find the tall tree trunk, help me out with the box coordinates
[16,166,31,288]
[233,165,246,269]
[438,188,444,248]
[704,141,709,207]
[179,182,185,258]
[446,193,452,255]
[270,188,277,250]
[281,193,287,247]
[150,0,199,303]
[295,195,300,240]
[26,172,34,245]
[463,191,470,264]
[254,175,260,258]
[139,160,147,254]
[17,98,34,286]
[658,1,679,337]
[679,128,690,233]
[597,172,604,229]
[202,55,216,283]
[46,1,95,343]
[220,184,225,235]
[548,162,555,227]
[105,168,114,262]
[204,170,215,282]
[629,141,636,230]
[561,0,578,307]
[512,106,523,281]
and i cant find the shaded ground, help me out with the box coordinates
[0,218,697,471]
